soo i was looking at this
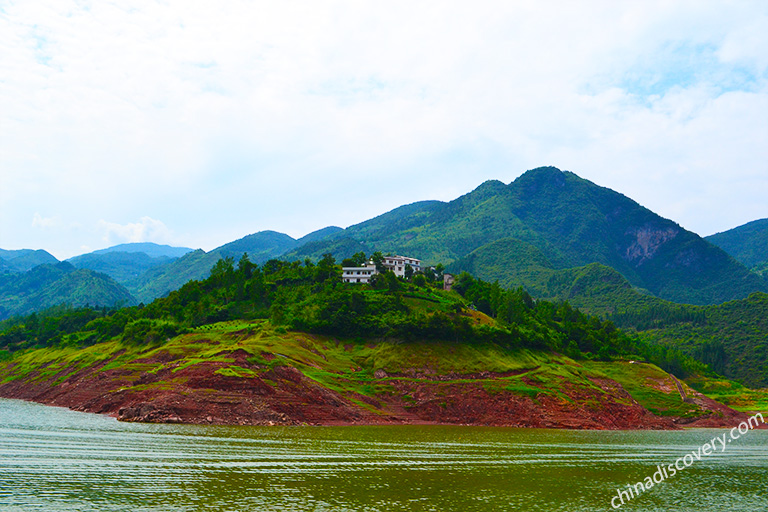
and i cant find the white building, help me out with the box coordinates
[342,255,422,283]
[382,255,422,277]
[341,264,376,283]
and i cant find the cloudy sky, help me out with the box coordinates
[1,1,766,259]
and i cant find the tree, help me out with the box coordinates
[238,253,253,279]
[210,257,235,286]
[351,252,367,267]
[371,252,386,273]
[315,253,339,282]
[404,264,414,281]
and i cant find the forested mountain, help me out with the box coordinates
[90,242,193,259]
[68,251,178,284]
[125,228,340,303]
[0,262,135,319]
[0,249,59,273]
[613,293,768,388]
[287,167,766,305]
[707,218,768,276]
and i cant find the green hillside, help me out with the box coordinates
[0,254,710,382]
[91,242,193,259]
[0,249,59,272]
[2,253,763,427]
[68,251,176,283]
[446,238,768,387]
[286,168,766,305]
[612,293,768,388]
[126,231,298,303]
[0,262,136,320]
[707,218,768,270]
[126,228,343,303]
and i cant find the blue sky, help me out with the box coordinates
[1,0,767,259]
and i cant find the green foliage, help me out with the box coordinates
[0,252,712,382]
[67,251,176,284]
[625,292,768,387]
[0,262,136,321]
[706,218,768,268]
[284,168,767,306]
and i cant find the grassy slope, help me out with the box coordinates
[1,319,752,421]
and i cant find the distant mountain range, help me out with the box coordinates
[0,249,59,273]
[2,167,766,318]
[0,262,135,319]
[706,218,768,277]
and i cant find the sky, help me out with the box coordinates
[1,1,767,260]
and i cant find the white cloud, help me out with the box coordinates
[98,217,174,246]
[0,1,766,257]
[31,213,63,229]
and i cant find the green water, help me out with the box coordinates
[0,398,766,511]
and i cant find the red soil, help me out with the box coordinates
[0,350,751,430]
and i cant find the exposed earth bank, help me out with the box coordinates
[0,322,751,430]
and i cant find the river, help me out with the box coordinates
[1,398,766,511]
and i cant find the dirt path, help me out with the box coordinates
[671,376,689,402]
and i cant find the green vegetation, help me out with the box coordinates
[0,252,712,383]
[2,250,765,421]
[445,237,768,388]
[0,262,135,321]
[0,248,58,272]
[125,229,339,303]
[285,167,766,306]
[67,251,177,284]
[615,293,768,388]
[706,218,768,268]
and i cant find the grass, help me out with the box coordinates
[685,376,768,414]
[584,361,702,417]
[0,320,738,421]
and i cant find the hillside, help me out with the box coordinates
[68,251,177,283]
[0,257,753,428]
[126,228,341,303]
[707,218,768,272]
[0,262,136,320]
[445,238,768,387]
[90,242,193,259]
[447,238,663,315]
[286,167,766,305]
[613,293,768,388]
[0,249,59,272]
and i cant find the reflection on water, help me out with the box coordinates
[1,398,766,511]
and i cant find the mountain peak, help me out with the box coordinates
[511,167,572,197]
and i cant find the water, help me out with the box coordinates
[0,398,766,511]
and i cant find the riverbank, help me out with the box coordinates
[0,320,752,429]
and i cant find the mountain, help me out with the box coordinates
[68,251,177,284]
[126,228,336,303]
[706,219,768,274]
[446,238,663,316]
[288,167,767,305]
[91,242,194,259]
[0,249,59,273]
[0,262,135,320]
